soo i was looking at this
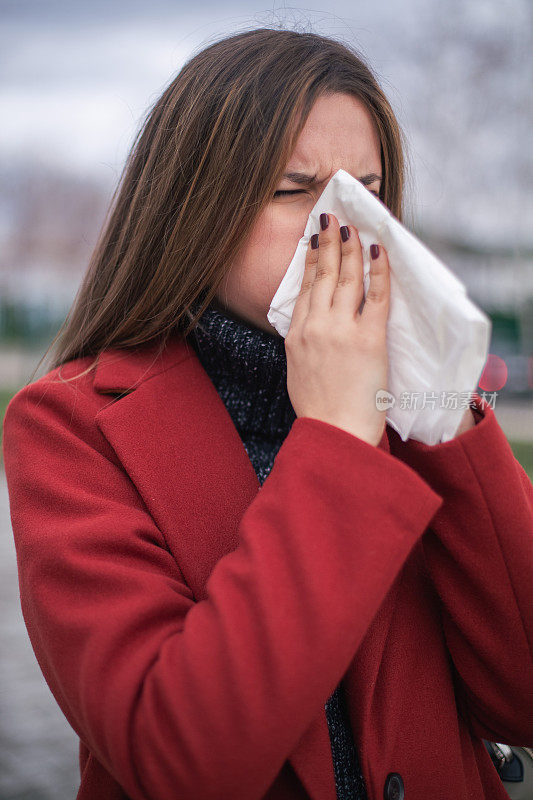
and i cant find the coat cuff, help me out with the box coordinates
[281,416,444,540]
[386,390,528,509]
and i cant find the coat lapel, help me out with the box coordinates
[92,333,338,800]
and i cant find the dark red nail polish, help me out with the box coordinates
[311,233,319,249]
[319,213,329,230]
[370,244,380,260]
[340,226,350,242]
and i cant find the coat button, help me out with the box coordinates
[384,772,405,800]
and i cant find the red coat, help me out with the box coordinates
[2,332,533,800]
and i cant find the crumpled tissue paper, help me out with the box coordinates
[267,168,491,445]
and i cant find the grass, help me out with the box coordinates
[0,386,18,427]
[1,384,532,482]
[508,440,533,482]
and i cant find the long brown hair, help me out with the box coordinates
[36,26,410,382]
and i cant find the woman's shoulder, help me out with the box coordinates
[2,355,117,472]
[2,335,196,468]
[5,334,194,425]
[3,353,118,445]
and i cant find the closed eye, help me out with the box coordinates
[273,189,380,198]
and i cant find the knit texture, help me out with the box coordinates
[186,299,368,800]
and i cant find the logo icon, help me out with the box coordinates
[375,389,395,410]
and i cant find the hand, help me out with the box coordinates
[284,212,391,448]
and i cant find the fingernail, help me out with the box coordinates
[370,244,380,260]
[319,212,329,230]
[310,233,319,249]
[340,225,350,242]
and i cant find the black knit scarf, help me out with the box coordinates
[185,298,368,800]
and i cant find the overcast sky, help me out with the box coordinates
[1,0,532,248]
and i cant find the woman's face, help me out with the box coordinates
[214,91,383,336]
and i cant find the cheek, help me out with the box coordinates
[218,203,310,320]
[236,205,308,296]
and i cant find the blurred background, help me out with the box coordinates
[1,0,532,797]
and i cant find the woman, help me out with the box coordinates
[3,27,532,800]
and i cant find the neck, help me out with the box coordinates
[186,299,296,439]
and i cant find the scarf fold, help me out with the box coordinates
[186,298,368,800]
[186,299,296,485]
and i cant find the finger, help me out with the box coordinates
[330,225,365,316]
[288,234,320,331]
[360,243,390,330]
[308,212,342,316]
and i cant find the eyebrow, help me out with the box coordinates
[282,171,382,186]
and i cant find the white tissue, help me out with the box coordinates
[267,168,491,445]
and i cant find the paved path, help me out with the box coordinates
[491,397,533,443]
[0,474,79,800]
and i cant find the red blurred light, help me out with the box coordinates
[478,354,508,391]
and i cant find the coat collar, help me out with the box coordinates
[92,333,192,395]
[92,332,341,800]
[92,331,390,451]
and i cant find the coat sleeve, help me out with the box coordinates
[388,393,533,746]
[2,378,443,800]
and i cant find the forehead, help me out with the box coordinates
[287,92,382,177]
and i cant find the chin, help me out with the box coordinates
[260,316,283,338]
